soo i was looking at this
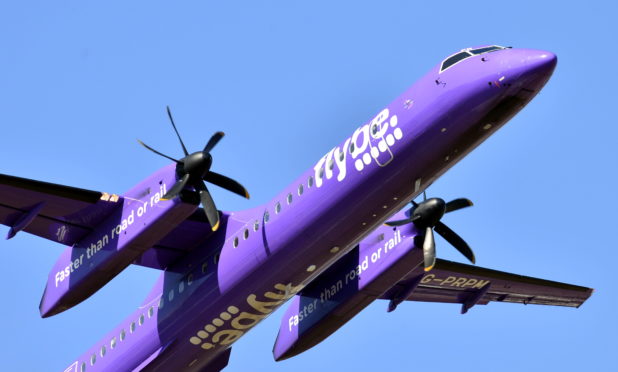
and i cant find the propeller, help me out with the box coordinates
[385,194,474,271]
[138,106,250,231]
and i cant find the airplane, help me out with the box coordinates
[0,45,592,372]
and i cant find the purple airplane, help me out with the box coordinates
[1,45,592,372]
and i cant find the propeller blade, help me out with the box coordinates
[166,106,189,156]
[423,226,436,271]
[137,140,181,164]
[445,198,474,213]
[195,181,220,231]
[384,215,420,227]
[162,173,191,200]
[204,171,250,199]
[203,132,225,154]
[434,221,475,264]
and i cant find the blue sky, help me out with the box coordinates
[1,1,616,370]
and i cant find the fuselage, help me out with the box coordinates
[66,47,557,372]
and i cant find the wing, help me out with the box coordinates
[0,173,122,245]
[382,259,592,312]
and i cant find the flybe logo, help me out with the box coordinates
[313,108,403,188]
[189,282,303,351]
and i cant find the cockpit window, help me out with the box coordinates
[470,46,502,55]
[440,52,472,72]
[440,45,508,73]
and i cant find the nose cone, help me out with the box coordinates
[525,50,557,77]
[512,49,557,90]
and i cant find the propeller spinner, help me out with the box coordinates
[385,195,474,271]
[138,106,250,231]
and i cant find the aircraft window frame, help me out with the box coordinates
[90,354,96,366]
[214,253,220,264]
[440,51,472,72]
[339,150,345,162]
[130,321,136,333]
[308,176,314,188]
[81,362,86,372]
[110,337,117,350]
[187,274,193,286]
[275,202,281,214]
[298,184,304,196]
[243,228,249,240]
[139,314,145,326]
[179,280,185,294]
[349,141,355,154]
[158,297,164,309]
[168,289,174,302]
[120,329,126,341]
[287,193,293,205]
[233,236,239,248]
[201,262,208,274]
[470,46,502,55]
[328,158,334,171]
[264,210,270,223]
[100,345,106,358]
[148,307,154,318]
[253,220,260,231]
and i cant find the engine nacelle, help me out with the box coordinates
[273,218,422,361]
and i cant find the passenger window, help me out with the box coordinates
[120,329,126,341]
[287,193,293,205]
[110,337,117,350]
[275,202,281,214]
[298,184,304,196]
[130,322,136,333]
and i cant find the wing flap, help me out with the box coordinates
[382,259,592,309]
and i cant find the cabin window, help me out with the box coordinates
[264,210,270,223]
[298,184,304,196]
[148,307,154,318]
[110,337,117,349]
[139,314,145,326]
[287,193,293,205]
[339,150,345,162]
[90,354,96,366]
[168,290,174,302]
[328,158,334,171]
[120,330,126,341]
[187,274,193,286]
[214,253,220,264]
[158,297,164,310]
[349,141,355,154]
[440,51,472,72]
[201,262,208,274]
[179,281,185,294]
[275,202,281,214]
[130,322,136,333]
[253,220,260,231]
[233,236,239,248]
[100,346,106,357]
[308,176,314,188]
[81,362,86,372]
[243,228,249,240]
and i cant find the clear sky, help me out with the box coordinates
[1,1,616,371]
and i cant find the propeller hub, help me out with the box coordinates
[182,151,213,179]
[412,198,446,228]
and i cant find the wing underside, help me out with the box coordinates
[0,173,122,245]
[382,259,592,309]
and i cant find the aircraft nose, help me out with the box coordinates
[514,49,557,87]
[525,50,557,76]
